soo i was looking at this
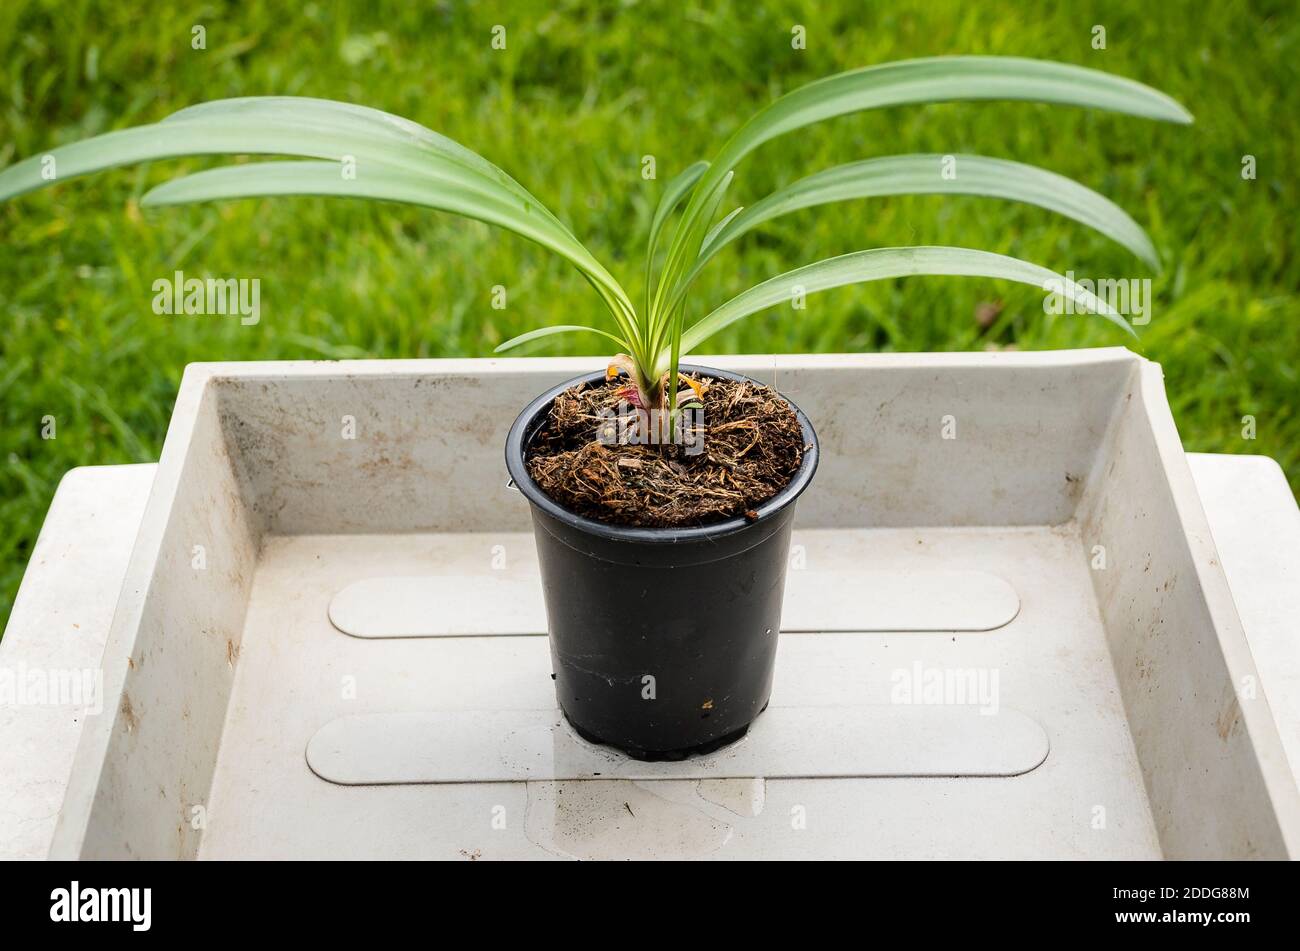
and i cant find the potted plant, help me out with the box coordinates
[0,56,1189,759]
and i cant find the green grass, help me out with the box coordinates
[1,0,1297,631]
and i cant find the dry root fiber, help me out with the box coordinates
[526,374,806,528]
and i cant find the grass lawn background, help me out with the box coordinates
[1,0,1296,630]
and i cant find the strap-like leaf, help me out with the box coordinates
[144,160,642,348]
[702,205,745,254]
[643,160,709,352]
[1,117,504,206]
[704,56,1190,201]
[698,153,1160,269]
[668,56,1191,288]
[144,160,578,258]
[645,162,709,286]
[164,97,569,231]
[670,246,1134,370]
[0,98,637,342]
[494,323,629,353]
[653,170,735,355]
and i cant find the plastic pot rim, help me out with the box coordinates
[504,363,820,546]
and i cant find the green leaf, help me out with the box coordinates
[653,170,735,325]
[145,160,584,268]
[667,56,1192,301]
[653,170,735,363]
[0,97,638,348]
[164,97,567,230]
[705,56,1191,198]
[144,159,641,349]
[494,323,629,353]
[702,205,745,254]
[2,116,493,205]
[645,160,710,316]
[670,246,1134,370]
[698,153,1160,270]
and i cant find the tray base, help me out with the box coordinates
[198,523,1161,859]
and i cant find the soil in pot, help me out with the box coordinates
[525,374,807,527]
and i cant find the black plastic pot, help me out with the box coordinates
[505,365,819,760]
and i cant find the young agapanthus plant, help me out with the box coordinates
[0,56,1190,426]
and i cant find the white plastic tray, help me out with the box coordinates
[2,351,1298,860]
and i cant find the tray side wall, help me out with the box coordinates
[770,353,1132,527]
[50,372,260,859]
[211,351,1136,534]
[1078,363,1300,858]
